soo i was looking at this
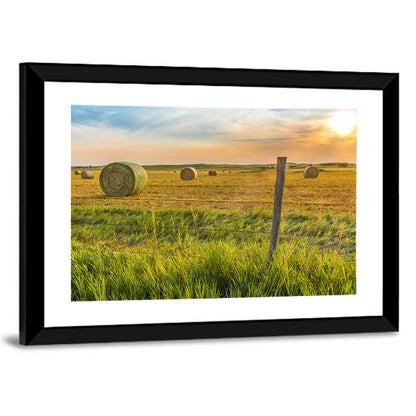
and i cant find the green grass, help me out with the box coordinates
[71,206,355,301]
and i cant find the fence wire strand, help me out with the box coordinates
[71,196,354,206]
[71,220,355,241]
[71,220,270,235]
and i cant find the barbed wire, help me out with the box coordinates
[71,196,355,206]
[71,220,270,234]
[71,219,355,240]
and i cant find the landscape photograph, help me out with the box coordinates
[71,105,357,301]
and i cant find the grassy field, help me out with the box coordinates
[71,165,356,301]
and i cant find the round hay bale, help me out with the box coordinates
[81,170,94,179]
[208,170,217,176]
[180,167,197,181]
[74,170,81,175]
[99,162,148,197]
[303,166,320,179]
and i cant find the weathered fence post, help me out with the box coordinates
[268,157,287,263]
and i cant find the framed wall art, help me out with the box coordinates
[20,63,399,345]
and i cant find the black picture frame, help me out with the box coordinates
[20,63,399,345]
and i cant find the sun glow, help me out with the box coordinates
[326,111,357,136]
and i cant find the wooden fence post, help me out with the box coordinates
[268,157,287,263]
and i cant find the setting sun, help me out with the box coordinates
[326,111,357,136]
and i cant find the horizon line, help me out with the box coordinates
[71,161,357,167]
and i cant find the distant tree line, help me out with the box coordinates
[319,162,349,167]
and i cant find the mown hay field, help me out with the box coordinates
[71,165,356,301]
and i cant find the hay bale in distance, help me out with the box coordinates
[81,170,94,179]
[99,161,148,197]
[74,170,81,175]
[208,170,217,176]
[303,166,320,179]
[180,167,197,180]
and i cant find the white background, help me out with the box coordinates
[0,1,413,415]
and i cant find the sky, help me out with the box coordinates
[71,105,357,165]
